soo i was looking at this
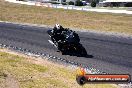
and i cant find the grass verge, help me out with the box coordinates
[0,48,117,88]
[0,0,132,35]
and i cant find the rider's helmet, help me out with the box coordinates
[55,24,61,30]
[54,24,64,30]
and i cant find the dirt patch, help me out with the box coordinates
[5,73,19,88]
[0,71,19,88]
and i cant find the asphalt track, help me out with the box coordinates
[0,22,132,77]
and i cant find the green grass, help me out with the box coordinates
[0,0,132,35]
[0,49,117,88]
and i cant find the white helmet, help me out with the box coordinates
[55,24,61,30]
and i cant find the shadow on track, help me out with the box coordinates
[61,44,94,58]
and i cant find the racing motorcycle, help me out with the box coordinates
[47,28,87,56]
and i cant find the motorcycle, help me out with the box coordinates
[47,28,87,56]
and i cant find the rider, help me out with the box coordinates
[52,24,65,42]
[52,24,80,43]
[51,24,66,50]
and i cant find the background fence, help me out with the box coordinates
[5,0,132,14]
